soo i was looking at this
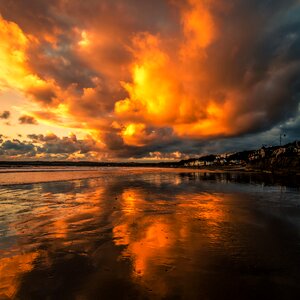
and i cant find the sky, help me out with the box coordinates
[0,0,299,161]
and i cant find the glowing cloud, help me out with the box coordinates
[0,0,299,160]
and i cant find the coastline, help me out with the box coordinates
[0,167,226,186]
[0,165,299,187]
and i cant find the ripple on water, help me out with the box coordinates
[0,169,300,299]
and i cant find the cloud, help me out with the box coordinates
[0,133,105,160]
[115,0,300,140]
[280,112,300,141]
[0,139,36,157]
[26,86,57,105]
[0,0,299,159]
[0,111,10,119]
[18,115,38,125]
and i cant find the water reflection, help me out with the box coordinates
[0,169,300,299]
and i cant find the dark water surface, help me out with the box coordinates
[0,168,300,299]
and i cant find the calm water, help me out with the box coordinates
[0,168,300,299]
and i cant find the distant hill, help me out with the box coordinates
[177,141,300,174]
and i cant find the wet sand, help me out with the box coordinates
[0,167,227,185]
[0,168,300,299]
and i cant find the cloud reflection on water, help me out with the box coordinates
[0,169,300,299]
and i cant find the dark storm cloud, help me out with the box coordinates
[108,133,185,159]
[110,0,300,153]
[0,0,299,159]
[60,0,177,34]
[0,111,10,119]
[193,0,300,135]
[102,126,179,158]
[0,0,69,37]
[0,0,175,36]
[280,114,300,141]
[27,38,98,91]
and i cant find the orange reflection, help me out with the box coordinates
[0,172,234,298]
[0,180,108,296]
[177,192,226,225]
[0,252,38,299]
[113,217,176,297]
[113,185,229,296]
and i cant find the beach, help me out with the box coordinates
[0,167,300,299]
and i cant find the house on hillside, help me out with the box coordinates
[228,159,244,165]
[214,156,227,165]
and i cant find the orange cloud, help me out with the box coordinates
[0,15,33,90]
[180,0,217,56]
[1,0,299,159]
[0,16,62,102]
[115,26,233,141]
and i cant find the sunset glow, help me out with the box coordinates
[0,0,299,160]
